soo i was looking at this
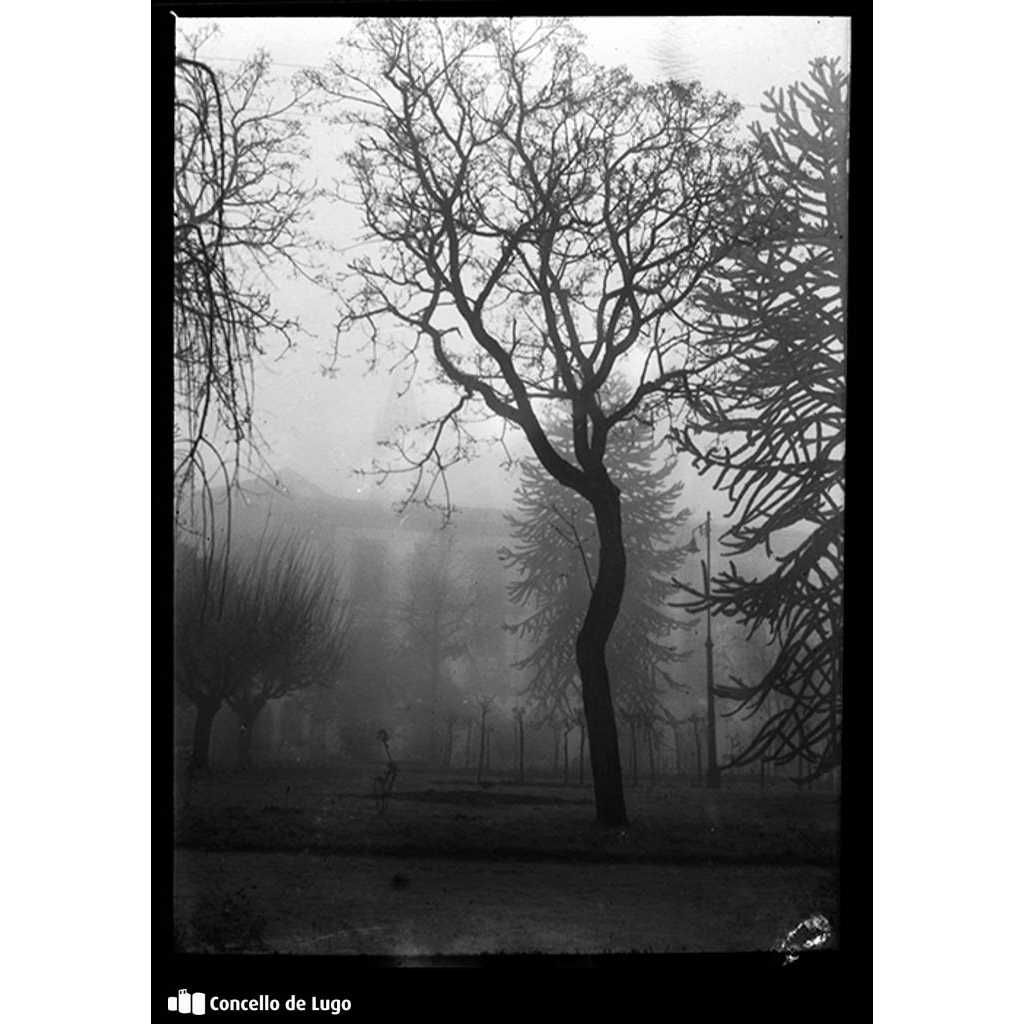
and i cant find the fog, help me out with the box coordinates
[178,14,849,515]
[173,15,847,963]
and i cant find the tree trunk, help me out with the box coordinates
[429,650,440,765]
[629,721,638,787]
[562,728,569,784]
[692,719,703,786]
[574,484,628,826]
[517,717,525,784]
[476,709,488,783]
[465,721,473,769]
[647,725,657,782]
[578,724,586,786]
[674,727,683,776]
[445,720,455,768]
[189,699,220,774]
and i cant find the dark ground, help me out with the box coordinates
[173,764,840,955]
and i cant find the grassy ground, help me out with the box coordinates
[172,763,840,955]
[175,762,839,865]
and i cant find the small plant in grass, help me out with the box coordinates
[373,729,399,816]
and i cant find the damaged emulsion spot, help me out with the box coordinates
[774,913,832,963]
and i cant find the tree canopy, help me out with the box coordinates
[315,16,778,825]
[316,17,773,508]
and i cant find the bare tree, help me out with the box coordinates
[174,544,259,773]
[475,694,497,784]
[225,536,351,768]
[316,18,771,825]
[689,713,704,785]
[511,705,527,783]
[174,26,322,545]
[175,532,350,772]
[443,710,460,768]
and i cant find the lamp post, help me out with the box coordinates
[685,511,720,789]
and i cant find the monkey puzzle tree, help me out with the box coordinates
[316,17,775,825]
[671,58,848,782]
[502,404,692,733]
[174,25,321,543]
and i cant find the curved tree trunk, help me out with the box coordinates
[189,698,220,774]
[576,485,628,826]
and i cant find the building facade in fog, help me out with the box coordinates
[196,469,529,766]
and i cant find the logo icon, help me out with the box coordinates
[168,989,206,1015]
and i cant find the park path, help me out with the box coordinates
[174,851,836,955]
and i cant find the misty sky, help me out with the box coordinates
[176,16,850,520]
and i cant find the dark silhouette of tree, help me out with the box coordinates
[671,58,848,782]
[463,716,475,770]
[175,544,258,773]
[502,404,693,735]
[474,694,497,784]
[573,705,587,785]
[316,17,774,825]
[225,537,351,768]
[174,26,321,543]
[174,533,350,772]
[443,711,460,768]
[689,713,704,784]
[512,705,527,783]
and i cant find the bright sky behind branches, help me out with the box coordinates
[175,16,850,518]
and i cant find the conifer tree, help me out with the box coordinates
[672,59,848,781]
[503,399,693,727]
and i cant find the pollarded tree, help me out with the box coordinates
[671,58,848,782]
[316,17,778,825]
[502,402,692,731]
[225,535,352,768]
[174,532,350,771]
[174,25,322,543]
[174,542,260,773]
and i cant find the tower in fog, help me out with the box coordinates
[371,373,422,506]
